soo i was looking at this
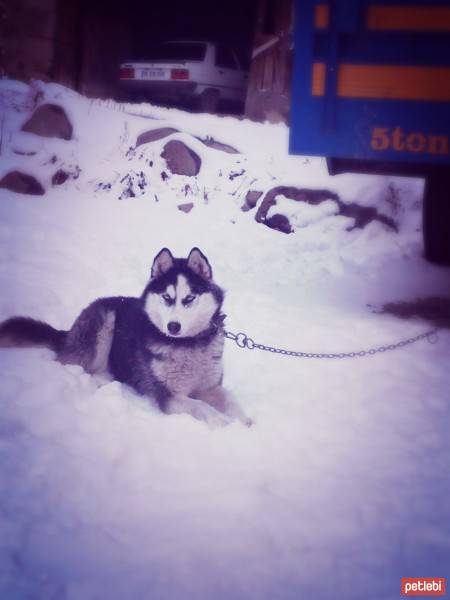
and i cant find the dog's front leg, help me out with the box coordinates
[196,386,252,426]
[164,393,233,427]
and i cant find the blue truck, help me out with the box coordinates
[289,0,450,264]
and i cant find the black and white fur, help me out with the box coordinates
[0,248,250,426]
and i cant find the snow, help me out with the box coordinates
[1,80,450,600]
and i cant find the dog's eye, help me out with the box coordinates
[182,294,196,306]
[162,294,174,305]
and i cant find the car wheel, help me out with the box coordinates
[199,89,220,113]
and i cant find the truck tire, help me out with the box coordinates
[423,171,450,265]
[199,89,219,113]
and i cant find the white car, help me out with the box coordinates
[119,41,248,112]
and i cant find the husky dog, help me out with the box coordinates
[0,248,250,426]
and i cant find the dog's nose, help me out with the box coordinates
[167,321,181,335]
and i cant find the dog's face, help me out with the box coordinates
[143,248,224,338]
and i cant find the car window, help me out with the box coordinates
[149,43,207,61]
[215,45,238,70]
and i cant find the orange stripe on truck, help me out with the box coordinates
[312,63,450,101]
[367,5,450,32]
[314,4,450,32]
[314,4,329,29]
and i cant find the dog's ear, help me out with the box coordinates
[151,248,174,279]
[187,248,212,280]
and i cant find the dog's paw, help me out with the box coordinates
[166,395,233,427]
[189,401,234,427]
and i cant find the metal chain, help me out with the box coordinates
[224,328,440,359]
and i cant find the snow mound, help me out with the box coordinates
[1,80,423,249]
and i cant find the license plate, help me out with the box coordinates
[140,68,166,80]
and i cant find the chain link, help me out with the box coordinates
[224,328,439,359]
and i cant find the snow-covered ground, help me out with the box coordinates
[1,80,449,600]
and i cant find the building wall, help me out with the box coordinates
[50,0,83,89]
[78,9,132,99]
[0,0,131,100]
[245,0,293,123]
[0,0,58,82]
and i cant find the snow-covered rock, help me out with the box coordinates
[241,189,263,212]
[136,127,179,147]
[254,185,397,234]
[178,202,194,213]
[21,103,73,140]
[199,136,239,154]
[0,170,45,195]
[161,139,201,176]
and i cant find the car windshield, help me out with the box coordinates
[149,43,207,62]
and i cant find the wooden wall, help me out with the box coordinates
[0,0,131,100]
[245,0,294,123]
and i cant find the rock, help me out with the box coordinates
[178,202,194,213]
[12,149,36,156]
[253,184,397,234]
[161,140,201,176]
[199,137,239,154]
[0,171,45,195]
[255,185,340,223]
[241,190,263,212]
[265,214,292,234]
[51,170,69,186]
[339,203,397,231]
[136,128,179,147]
[21,104,73,140]
[51,166,81,187]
